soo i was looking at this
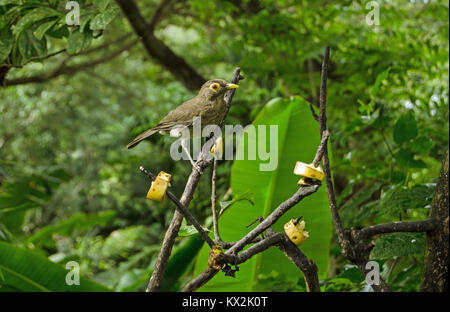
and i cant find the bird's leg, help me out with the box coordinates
[181,139,201,172]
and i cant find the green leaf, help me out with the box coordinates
[370,232,425,260]
[0,241,112,291]
[410,136,433,155]
[219,189,254,216]
[89,4,119,31]
[338,266,364,283]
[393,111,418,145]
[67,28,92,54]
[370,68,391,99]
[33,19,57,40]
[0,26,14,62]
[80,12,95,33]
[193,97,332,291]
[381,184,435,214]
[178,219,202,237]
[12,7,61,38]
[18,27,47,59]
[0,0,21,5]
[395,149,426,168]
[93,0,111,12]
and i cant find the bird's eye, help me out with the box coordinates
[209,83,220,92]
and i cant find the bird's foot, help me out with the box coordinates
[190,160,202,173]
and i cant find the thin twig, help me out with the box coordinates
[318,46,346,245]
[211,157,222,243]
[311,129,330,167]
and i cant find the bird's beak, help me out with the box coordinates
[226,83,239,89]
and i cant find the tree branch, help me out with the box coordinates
[276,235,321,292]
[115,0,206,91]
[148,0,185,32]
[2,39,138,87]
[360,219,438,238]
[211,157,223,244]
[318,47,346,246]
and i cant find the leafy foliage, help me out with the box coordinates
[370,233,426,260]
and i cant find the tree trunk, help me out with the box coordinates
[420,149,449,291]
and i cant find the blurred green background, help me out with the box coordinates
[0,0,448,292]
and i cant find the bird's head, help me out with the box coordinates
[199,79,238,100]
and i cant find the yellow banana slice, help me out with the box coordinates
[210,136,223,159]
[146,171,172,202]
[284,218,309,246]
[293,161,325,185]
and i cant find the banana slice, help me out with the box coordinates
[146,171,172,202]
[210,136,223,159]
[293,161,325,185]
[284,218,309,246]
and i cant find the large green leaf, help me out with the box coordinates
[0,26,14,62]
[393,111,418,145]
[93,0,111,12]
[0,241,111,291]
[193,97,332,291]
[89,4,119,31]
[12,7,61,38]
[18,27,47,59]
[67,28,92,54]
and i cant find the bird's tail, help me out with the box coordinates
[126,128,158,149]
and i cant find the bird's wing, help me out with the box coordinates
[126,128,159,149]
[159,98,199,125]
[126,98,198,149]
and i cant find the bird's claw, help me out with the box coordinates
[190,161,202,173]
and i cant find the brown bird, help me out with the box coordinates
[126,79,238,149]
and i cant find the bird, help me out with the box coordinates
[126,79,238,166]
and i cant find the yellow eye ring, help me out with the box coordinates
[209,83,220,92]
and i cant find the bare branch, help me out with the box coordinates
[1,49,66,69]
[311,129,330,167]
[361,219,438,238]
[318,46,346,245]
[211,157,222,243]
[277,236,320,292]
[148,0,185,32]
